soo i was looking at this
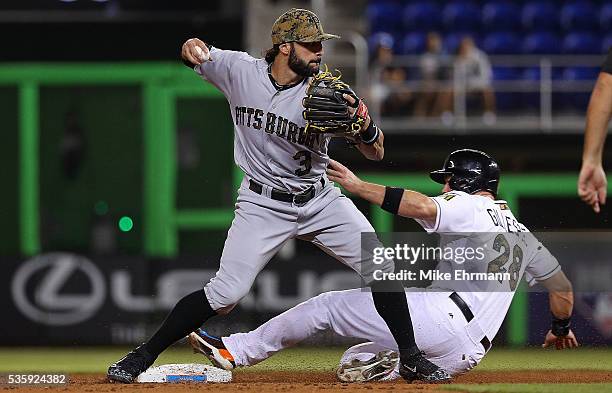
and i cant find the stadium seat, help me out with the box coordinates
[402,2,442,32]
[560,0,598,31]
[367,2,403,33]
[492,66,522,111]
[442,1,482,32]
[401,32,427,54]
[522,66,564,81]
[603,34,612,53]
[522,66,564,110]
[522,32,562,54]
[600,3,612,32]
[482,1,521,32]
[493,67,520,80]
[562,66,599,111]
[562,32,602,54]
[563,66,600,80]
[483,32,521,54]
[521,1,559,32]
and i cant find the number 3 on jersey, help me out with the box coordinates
[293,150,312,176]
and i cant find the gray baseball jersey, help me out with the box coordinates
[195,47,331,193]
[191,47,393,311]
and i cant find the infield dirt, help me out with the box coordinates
[2,371,611,393]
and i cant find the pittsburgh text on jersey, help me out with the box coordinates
[235,106,323,150]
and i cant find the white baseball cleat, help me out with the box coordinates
[336,350,399,382]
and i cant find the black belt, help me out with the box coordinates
[449,292,492,352]
[249,178,325,205]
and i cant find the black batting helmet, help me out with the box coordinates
[430,149,500,196]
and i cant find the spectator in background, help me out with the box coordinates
[414,32,449,117]
[369,33,413,117]
[370,32,394,68]
[438,36,496,125]
[578,51,611,213]
[379,67,413,117]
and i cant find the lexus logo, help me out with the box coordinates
[11,253,106,326]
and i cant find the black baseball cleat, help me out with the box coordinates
[188,328,236,370]
[399,352,452,383]
[107,345,156,383]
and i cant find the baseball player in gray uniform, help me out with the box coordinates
[108,8,449,383]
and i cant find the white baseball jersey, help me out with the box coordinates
[416,191,561,340]
[195,47,331,193]
[222,191,563,378]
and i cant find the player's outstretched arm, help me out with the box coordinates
[327,159,437,220]
[578,71,611,213]
[539,270,579,350]
[181,38,212,67]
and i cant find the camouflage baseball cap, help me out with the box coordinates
[271,8,340,45]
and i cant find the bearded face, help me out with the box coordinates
[288,42,322,77]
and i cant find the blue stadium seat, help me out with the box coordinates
[483,32,521,54]
[563,66,599,80]
[563,32,602,54]
[603,34,612,53]
[482,1,521,32]
[522,32,562,54]
[522,66,564,81]
[367,2,403,33]
[442,1,482,32]
[560,1,598,31]
[562,66,599,110]
[401,32,427,54]
[492,66,522,111]
[403,2,442,32]
[492,67,520,80]
[521,1,559,31]
[522,66,564,110]
[600,3,612,32]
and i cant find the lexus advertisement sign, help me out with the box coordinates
[2,252,610,346]
[2,252,360,345]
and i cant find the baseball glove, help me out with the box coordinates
[302,66,369,142]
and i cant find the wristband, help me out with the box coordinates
[381,186,404,215]
[361,121,380,145]
[551,316,571,336]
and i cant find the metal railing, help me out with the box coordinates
[370,55,605,133]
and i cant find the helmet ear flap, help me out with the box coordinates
[448,171,481,195]
[448,174,468,194]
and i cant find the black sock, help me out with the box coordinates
[142,289,216,357]
[370,281,420,358]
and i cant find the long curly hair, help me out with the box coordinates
[264,45,280,64]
